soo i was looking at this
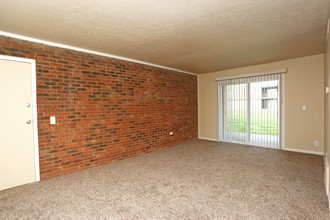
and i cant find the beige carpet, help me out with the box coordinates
[0,140,329,219]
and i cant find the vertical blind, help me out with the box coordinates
[218,72,282,149]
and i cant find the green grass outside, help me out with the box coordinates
[225,112,279,136]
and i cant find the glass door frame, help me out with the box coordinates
[217,72,285,149]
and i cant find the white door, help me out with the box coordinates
[0,57,39,190]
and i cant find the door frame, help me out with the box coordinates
[0,54,40,182]
[217,69,286,149]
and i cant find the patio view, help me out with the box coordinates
[219,74,281,148]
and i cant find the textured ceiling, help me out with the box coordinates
[0,0,329,74]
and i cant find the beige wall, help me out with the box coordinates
[199,54,324,153]
[325,16,330,171]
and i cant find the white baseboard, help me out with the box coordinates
[198,137,218,142]
[325,156,330,195]
[325,155,330,210]
[282,147,323,156]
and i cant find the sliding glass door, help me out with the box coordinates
[218,73,282,149]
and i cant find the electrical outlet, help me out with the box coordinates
[169,132,174,136]
[314,141,320,147]
[50,116,56,125]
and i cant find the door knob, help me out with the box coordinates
[26,120,31,124]
[26,103,31,107]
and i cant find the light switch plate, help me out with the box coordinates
[50,116,56,124]
[326,87,329,94]
[302,105,307,111]
[314,141,320,147]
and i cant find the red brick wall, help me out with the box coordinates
[0,36,197,180]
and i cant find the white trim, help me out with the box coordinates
[217,139,279,149]
[324,153,330,208]
[246,82,251,142]
[0,55,40,182]
[31,59,40,182]
[0,54,35,64]
[0,31,196,76]
[197,75,200,138]
[324,154,330,200]
[280,74,285,149]
[215,68,287,81]
[282,147,324,156]
[199,137,323,156]
[198,137,218,142]
[217,81,222,141]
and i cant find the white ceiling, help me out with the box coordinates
[0,0,329,74]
